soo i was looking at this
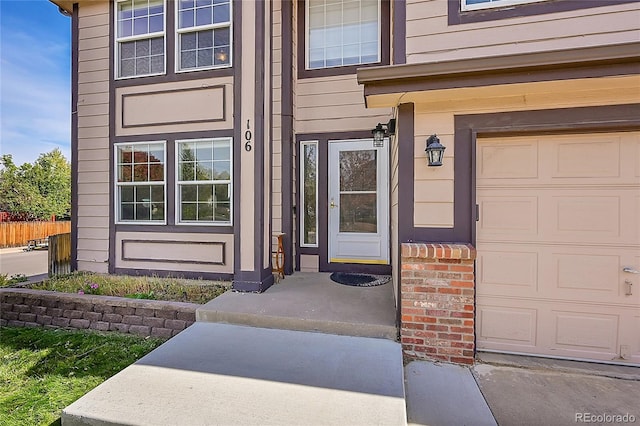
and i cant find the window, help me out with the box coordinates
[116,142,166,223]
[177,138,232,224]
[116,0,166,78]
[300,141,318,247]
[462,0,546,11]
[306,0,380,70]
[177,0,232,71]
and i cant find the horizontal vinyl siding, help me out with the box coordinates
[272,0,283,239]
[76,1,110,272]
[296,74,391,134]
[406,0,640,63]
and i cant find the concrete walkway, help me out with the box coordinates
[63,322,407,426]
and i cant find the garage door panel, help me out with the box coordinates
[551,136,621,178]
[477,132,640,365]
[476,246,538,296]
[476,302,537,349]
[553,311,619,352]
[478,197,538,236]
[478,139,538,180]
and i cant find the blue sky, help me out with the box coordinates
[1,0,71,166]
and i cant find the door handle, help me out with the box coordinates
[330,199,338,209]
[623,267,640,274]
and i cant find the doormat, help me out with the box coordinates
[329,272,391,287]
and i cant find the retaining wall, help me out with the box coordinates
[0,288,198,338]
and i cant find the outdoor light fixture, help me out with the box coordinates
[371,119,396,148]
[425,134,446,167]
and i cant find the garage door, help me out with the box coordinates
[476,132,640,365]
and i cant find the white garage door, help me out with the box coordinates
[476,132,640,365]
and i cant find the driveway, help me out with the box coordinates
[0,247,48,278]
[473,354,640,426]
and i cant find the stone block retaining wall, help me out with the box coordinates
[0,288,198,338]
[401,243,477,365]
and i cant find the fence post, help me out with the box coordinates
[49,233,72,277]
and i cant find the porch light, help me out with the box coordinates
[371,119,396,148]
[425,134,446,167]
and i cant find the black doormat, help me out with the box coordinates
[329,272,391,287]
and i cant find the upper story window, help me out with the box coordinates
[177,0,232,71]
[306,0,380,70]
[116,0,166,79]
[462,0,546,11]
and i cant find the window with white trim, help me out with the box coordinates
[177,0,232,71]
[462,0,546,11]
[307,0,380,70]
[116,142,166,223]
[300,141,318,247]
[116,0,166,78]
[177,138,232,224]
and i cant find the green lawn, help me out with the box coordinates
[0,326,164,426]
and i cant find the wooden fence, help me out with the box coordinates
[49,233,72,277]
[0,221,71,248]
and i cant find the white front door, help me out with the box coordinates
[328,139,389,264]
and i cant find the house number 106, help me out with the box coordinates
[244,120,252,152]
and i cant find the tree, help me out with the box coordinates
[0,150,71,220]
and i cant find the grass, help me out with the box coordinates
[27,272,230,304]
[0,326,164,426]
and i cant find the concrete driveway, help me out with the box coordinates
[473,354,640,426]
[0,247,48,278]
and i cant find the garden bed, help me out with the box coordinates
[26,272,230,304]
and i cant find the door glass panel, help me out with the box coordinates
[339,150,376,191]
[340,193,377,233]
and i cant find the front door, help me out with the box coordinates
[328,139,389,264]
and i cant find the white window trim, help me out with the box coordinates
[114,141,167,225]
[174,0,233,73]
[461,0,547,12]
[300,140,319,247]
[305,0,382,70]
[114,0,167,80]
[175,137,233,226]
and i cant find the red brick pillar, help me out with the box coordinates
[400,243,477,365]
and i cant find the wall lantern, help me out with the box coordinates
[371,119,396,148]
[425,134,446,167]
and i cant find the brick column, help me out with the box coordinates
[400,243,477,365]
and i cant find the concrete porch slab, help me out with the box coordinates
[197,272,397,340]
[62,322,406,426]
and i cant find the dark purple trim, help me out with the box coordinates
[297,0,391,79]
[395,102,413,330]
[281,0,294,275]
[114,267,233,282]
[232,0,243,287]
[113,129,234,143]
[295,130,392,275]
[115,225,233,233]
[70,3,79,271]
[120,86,227,128]
[392,0,406,65]
[121,239,226,265]
[232,0,274,293]
[108,0,116,274]
[448,0,638,25]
